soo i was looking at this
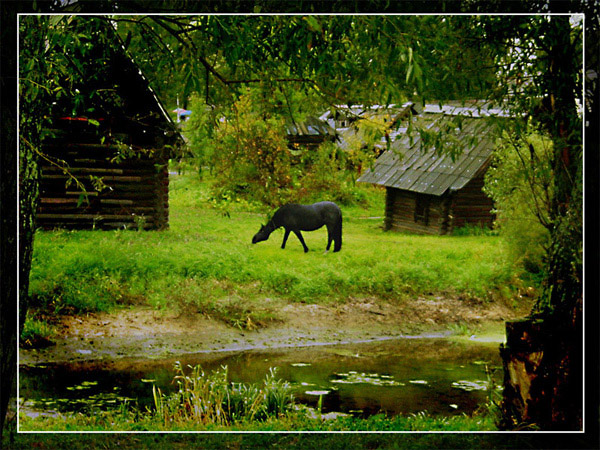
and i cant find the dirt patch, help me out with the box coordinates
[20,296,532,366]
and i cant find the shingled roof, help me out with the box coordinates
[335,102,418,152]
[285,116,336,138]
[357,112,500,197]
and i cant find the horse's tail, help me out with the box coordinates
[333,215,342,252]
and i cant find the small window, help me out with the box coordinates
[414,194,430,225]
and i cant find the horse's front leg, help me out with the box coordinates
[281,229,291,249]
[293,230,309,253]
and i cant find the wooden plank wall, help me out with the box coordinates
[286,135,330,151]
[37,130,169,230]
[384,188,451,235]
[447,173,495,231]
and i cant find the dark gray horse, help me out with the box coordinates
[252,201,342,252]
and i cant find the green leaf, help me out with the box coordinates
[413,60,423,92]
[49,16,64,27]
[304,16,322,33]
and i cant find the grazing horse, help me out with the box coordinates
[252,201,342,253]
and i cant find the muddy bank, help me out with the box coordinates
[20,296,532,366]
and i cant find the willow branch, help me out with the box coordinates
[507,132,552,230]
[22,136,88,193]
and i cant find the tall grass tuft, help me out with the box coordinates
[152,363,294,426]
[20,314,56,348]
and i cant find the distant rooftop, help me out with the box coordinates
[422,103,510,118]
[319,102,416,123]
[285,116,336,137]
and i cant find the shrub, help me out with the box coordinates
[178,94,219,177]
[294,141,367,206]
[210,93,294,206]
[185,89,372,209]
[484,133,552,276]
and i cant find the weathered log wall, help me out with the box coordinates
[383,169,494,235]
[384,188,451,234]
[448,172,495,231]
[37,128,170,230]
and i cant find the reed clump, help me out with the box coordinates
[152,363,294,426]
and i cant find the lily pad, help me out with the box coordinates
[451,380,489,391]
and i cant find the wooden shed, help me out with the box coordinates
[285,116,337,150]
[357,108,500,235]
[37,22,184,230]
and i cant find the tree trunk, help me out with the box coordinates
[0,1,18,438]
[1,76,40,442]
[0,89,18,442]
[499,12,594,432]
[1,3,42,437]
[500,301,583,430]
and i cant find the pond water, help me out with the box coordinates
[19,337,502,418]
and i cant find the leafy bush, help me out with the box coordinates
[181,88,373,209]
[293,141,368,206]
[484,133,553,277]
[209,93,294,206]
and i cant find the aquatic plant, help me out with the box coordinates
[152,363,294,426]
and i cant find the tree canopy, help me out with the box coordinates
[114,15,500,113]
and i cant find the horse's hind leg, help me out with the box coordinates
[325,225,334,252]
[332,219,342,252]
[293,230,309,253]
[281,229,291,249]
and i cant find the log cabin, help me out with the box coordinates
[36,21,184,230]
[357,107,502,235]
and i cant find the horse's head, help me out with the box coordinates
[252,224,271,244]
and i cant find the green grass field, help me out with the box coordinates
[28,173,525,325]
